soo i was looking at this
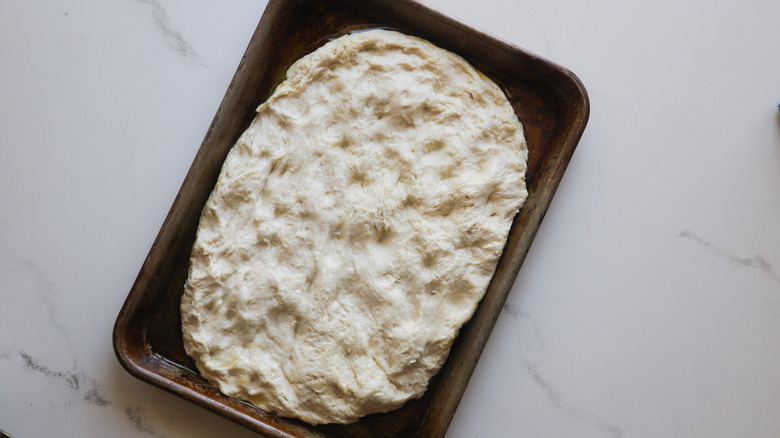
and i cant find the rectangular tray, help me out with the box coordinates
[112,0,589,437]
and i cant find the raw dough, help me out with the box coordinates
[181,29,528,425]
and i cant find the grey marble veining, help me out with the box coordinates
[679,230,780,284]
[504,304,624,438]
[130,0,201,63]
[124,406,167,438]
[510,0,554,57]
[0,250,74,351]
[523,359,624,438]
[10,350,167,437]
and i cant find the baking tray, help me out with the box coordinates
[112,0,589,436]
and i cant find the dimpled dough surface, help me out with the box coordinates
[181,29,528,425]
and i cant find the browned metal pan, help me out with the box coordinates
[113,0,589,436]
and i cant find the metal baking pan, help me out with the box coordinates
[112,0,589,436]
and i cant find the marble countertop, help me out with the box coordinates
[1,0,779,437]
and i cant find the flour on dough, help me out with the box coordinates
[181,29,528,425]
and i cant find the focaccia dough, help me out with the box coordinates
[181,29,528,425]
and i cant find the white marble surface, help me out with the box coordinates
[1,0,779,436]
